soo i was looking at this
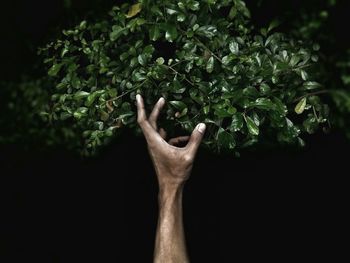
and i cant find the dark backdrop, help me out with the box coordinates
[0,1,348,262]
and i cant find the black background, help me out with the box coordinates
[0,1,349,262]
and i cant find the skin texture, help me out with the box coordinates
[136,95,206,263]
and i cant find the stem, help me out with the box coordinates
[293,90,330,103]
[170,60,187,68]
[312,106,319,122]
[162,64,211,101]
[294,64,312,70]
[178,28,222,63]
[162,65,195,86]
[108,79,148,102]
[193,36,222,63]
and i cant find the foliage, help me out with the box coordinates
[1,0,349,156]
[282,0,350,139]
[0,77,81,150]
[37,0,334,155]
[332,51,350,139]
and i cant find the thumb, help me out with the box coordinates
[186,123,206,155]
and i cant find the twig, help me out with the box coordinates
[162,65,195,86]
[178,28,222,63]
[108,79,148,102]
[293,90,330,103]
[193,36,222,63]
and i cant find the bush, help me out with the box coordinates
[2,0,349,156]
[38,0,334,155]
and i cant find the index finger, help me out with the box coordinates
[136,94,147,125]
[136,94,163,143]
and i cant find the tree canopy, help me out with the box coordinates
[1,0,350,156]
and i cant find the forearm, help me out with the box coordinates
[154,184,189,263]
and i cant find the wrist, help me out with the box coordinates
[158,183,184,203]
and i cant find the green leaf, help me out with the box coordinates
[60,112,72,121]
[273,97,288,116]
[48,63,63,77]
[203,105,210,115]
[301,70,308,81]
[195,25,217,38]
[73,107,88,119]
[61,47,69,58]
[185,60,194,73]
[260,83,271,95]
[138,54,147,66]
[215,108,232,118]
[100,111,109,121]
[295,97,307,114]
[79,20,87,30]
[228,6,237,19]
[290,55,301,67]
[245,115,259,136]
[218,128,236,149]
[229,42,239,55]
[303,81,322,90]
[143,44,155,54]
[313,43,320,51]
[133,72,146,82]
[74,91,90,100]
[163,24,178,42]
[169,101,187,111]
[156,57,165,65]
[228,106,237,114]
[120,52,129,61]
[110,26,126,41]
[188,1,200,11]
[126,3,142,18]
[177,13,186,22]
[172,80,186,93]
[166,8,178,15]
[149,25,161,41]
[268,19,280,32]
[206,56,214,73]
[249,98,275,110]
[221,55,231,65]
[303,116,318,134]
[85,90,105,107]
[231,113,244,132]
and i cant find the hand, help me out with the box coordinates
[136,94,206,189]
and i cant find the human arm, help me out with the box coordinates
[135,95,206,263]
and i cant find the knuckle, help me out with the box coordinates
[182,153,193,163]
[137,117,145,125]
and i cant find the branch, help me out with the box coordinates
[162,65,195,86]
[193,36,222,63]
[293,90,330,103]
[107,79,148,102]
[178,28,222,63]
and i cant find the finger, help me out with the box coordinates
[186,123,206,155]
[168,136,190,146]
[142,121,163,144]
[136,94,147,126]
[159,128,167,140]
[149,97,165,130]
[136,95,159,142]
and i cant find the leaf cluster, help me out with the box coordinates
[38,0,332,155]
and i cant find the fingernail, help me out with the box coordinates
[158,97,165,105]
[197,123,206,134]
[136,94,141,102]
